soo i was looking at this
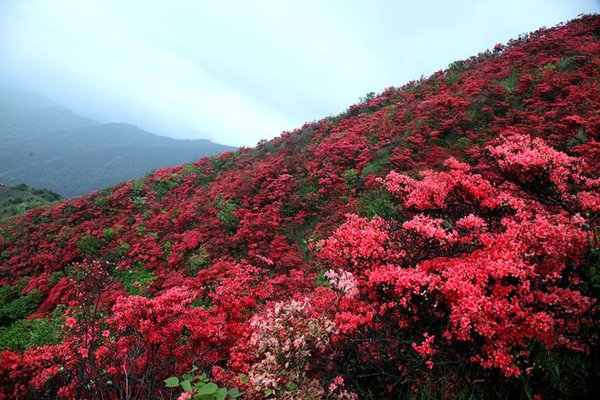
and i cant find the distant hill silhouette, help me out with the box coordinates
[0,88,235,197]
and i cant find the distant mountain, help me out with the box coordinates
[0,88,235,197]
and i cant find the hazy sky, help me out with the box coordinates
[1,0,598,146]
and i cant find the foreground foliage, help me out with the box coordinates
[0,15,599,399]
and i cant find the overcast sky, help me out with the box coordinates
[1,0,598,146]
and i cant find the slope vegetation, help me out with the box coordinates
[0,15,599,399]
[0,183,62,223]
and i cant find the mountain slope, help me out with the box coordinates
[0,90,235,197]
[0,15,599,399]
[0,183,62,223]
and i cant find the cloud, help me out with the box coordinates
[1,0,597,146]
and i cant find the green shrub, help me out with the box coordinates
[148,176,182,198]
[567,129,588,148]
[556,56,575,72]
[358,190,400,220]
[47,271,66,288]
[361,148,392,177]
[501,72,520,92]
[165,366,241,399]
[116,262,156,296]
[342,169,359,190]
[0,313,63,351]
[187,246,210,276]
[0,283,43,326]
[76,233,102,255]
[131,196,147,208]
[314,270,330,288]
[215,196,238,232]
[103,227,116,242]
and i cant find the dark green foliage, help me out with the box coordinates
[186,246,210,276]
[295,182,319,200]
[103,227,116,242]
[148,176,183,198]
[358,190,400,220]
[445,60,470,87]
[501,72,520,92]
[92,195,110,208]
[585,228,600,299]
[209,157,225,173]
[116,262,156,296]
[165,367,242,399]
[215,196,238,232]
[556,56,576,72]
[454,136,473,151]
[0,183,63,221]
[567,129,588,148]
[362,148,392,177]
[182,164,215,186]
[0,308,63,351]
[47,271,66,288]
[0,282,43,326]
[342,169,359,190]
[76,234,102,256]
[314,270,330,288]
[280,201,300,218]
[191,295,213,309]
[182,164,203,176]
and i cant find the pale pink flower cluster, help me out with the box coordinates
[402,214,458,245]
[248,298,343,399]
[325,269,359,298]
[255,254,274,265]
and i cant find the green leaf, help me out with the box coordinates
[228,388,241,399]
[197,382,218,395]
[180,380,192,392]
[237,373,249,384]
[265,389,273,396]
[215,388,227,400]
[164,377,180,388]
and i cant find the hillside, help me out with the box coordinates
[0,15,599,399]
[0,89,235,197]
[0,183,62,223]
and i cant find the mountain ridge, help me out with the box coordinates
[0,89,235,197]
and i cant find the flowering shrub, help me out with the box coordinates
[243,293,356,400]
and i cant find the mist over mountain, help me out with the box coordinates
[0,88,235,197]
